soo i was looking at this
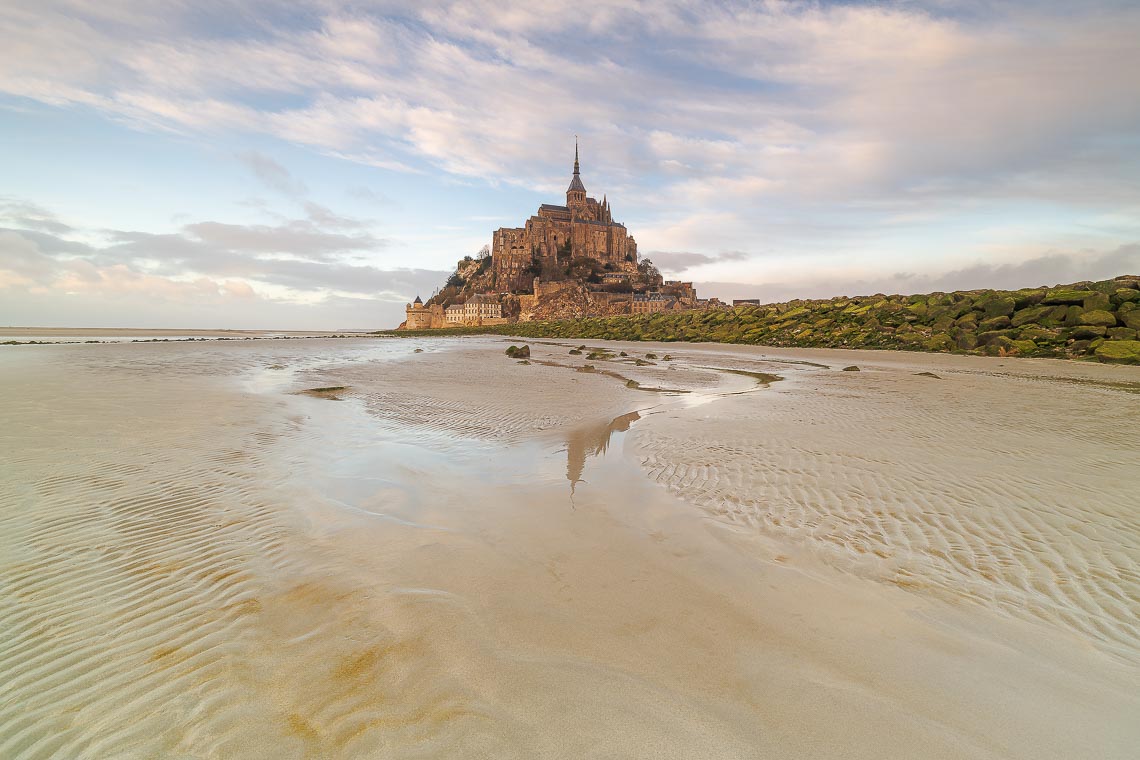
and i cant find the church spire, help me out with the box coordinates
[566,135,586,198]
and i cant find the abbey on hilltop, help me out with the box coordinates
[491,140,639,292]
[402,141,714,329]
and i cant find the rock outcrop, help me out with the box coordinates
[471,275,1140,364]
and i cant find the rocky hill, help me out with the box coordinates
[396,276,1140,364]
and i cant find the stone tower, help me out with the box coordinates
[566,139,586,213]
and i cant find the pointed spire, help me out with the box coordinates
[566,135,586,196]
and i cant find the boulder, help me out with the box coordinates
[979,295,1016,317]
[1094,340,1140,365]
[1078,309,1118,327]
[925,333,954,351]
[978,329,1018,345]
[1120,309,1140,331]
[1083,293,1111,311]
[1042,288,1097,305]
[1047,305,1071,322]
[1107,327,1138,340]
[1010,340,1038,355]
[956,333,979,350]
[1013,289,1046,309]
[1071,325,1107,340]
[1063,305,1087,326]
[1017,326,1059,342]
[979,315,1012,331]
[984,336,1017,355]
[1010,305,1050,327]
[1113,288,1140,305]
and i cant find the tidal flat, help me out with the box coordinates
[1,336,1138,758]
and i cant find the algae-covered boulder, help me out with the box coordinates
[1113,288,1140,305]
[1010,340,1038,355]
[956,333,979,350]
[1062,305,1088,326]
[1083,293,1111,311]
[1071,325,1107,340]
[926,334,954,351]
[1043,288,1097,305]
[979,294,1016,317]
[1120,309,1140,331]
[1016,326,1052,340]
[978,329,1017,345]
[1094,340,1140,364]
[979,315,1012,331]
[505,344,531,358]
[1107,327,1138,340]
[842,365,860,371]
[984,336,1017,355]
[1011,305,1050,327]
[1047,305,1070,322]
[1013,289,1046,309]
[1078,309,1118,327]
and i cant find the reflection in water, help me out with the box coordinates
[565,411,642,492]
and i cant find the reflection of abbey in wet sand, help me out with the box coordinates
[565,411,641,492]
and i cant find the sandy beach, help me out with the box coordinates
[1,336,1137,758]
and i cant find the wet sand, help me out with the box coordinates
[0,337,1137,758]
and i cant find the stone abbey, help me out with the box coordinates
[402,142,713,329]
[491,141,639,292]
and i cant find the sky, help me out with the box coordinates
[1,0,1139,330]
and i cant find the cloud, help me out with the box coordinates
[696,244,1140,304]
[642,249,749,274]
[237,151,308,196]
[3,1,1137,210]
[0,197,74,235]
[0,197,447,328]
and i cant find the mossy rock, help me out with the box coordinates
[1043,288,1097,305]
[925,334,954,351]
[1010,305,1050,327]
[983,336,1017,355]
[1094,340,1140,364]
[1013,289,1046,308]
[979,315,1012,331]
[980,296,1016,318]
[1047,305,1070,322]
[842,365,861,371]
[1017,326,1060,342]
[1078,309,1118,327]
[1089,280,1122,296]
[1062,305,1087,326]
[505,345,531,358]
[1120,310,1140,330]
[1071,325,1107,340]
[978,329,1017,345]
[1083,293,1111,311]
[1010,339,1038,355]
[1107,327,1138,340]
[1112,289,1140,305]
[1068,339,1093,354]
[932,316,955,333]
[956,333,979,350]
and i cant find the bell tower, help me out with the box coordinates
[566,138,586,209]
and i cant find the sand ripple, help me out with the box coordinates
[632,363,1140,660]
